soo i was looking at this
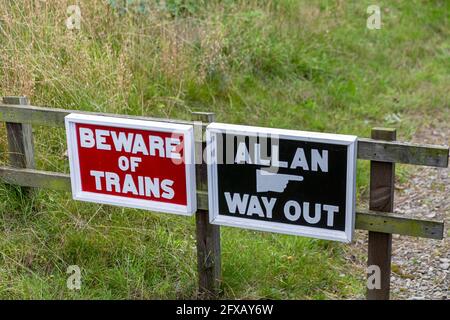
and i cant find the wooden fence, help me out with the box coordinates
[0,96,448,300]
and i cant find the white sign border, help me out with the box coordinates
[206,122,357,243]
[65,113,197,216]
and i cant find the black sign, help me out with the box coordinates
[206,123,357,242]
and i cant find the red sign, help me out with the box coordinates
[65,114,196,215]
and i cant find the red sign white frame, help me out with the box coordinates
[65,113,196,216]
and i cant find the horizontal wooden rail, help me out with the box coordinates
[358,137,448,168]
[0,103,201,128]
[0,166,444,240]
[1,104,448,167]
[0,167,70,191]
[355,209,443,240]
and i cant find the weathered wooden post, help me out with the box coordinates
[3,96,35,195]
[191,111,221,299]
[367,127,396,300]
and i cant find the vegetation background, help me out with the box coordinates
[0,0,448,299]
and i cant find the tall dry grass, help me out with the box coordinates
[0,0,342,115]
[0,0,230,113]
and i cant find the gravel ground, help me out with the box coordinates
[348,119,449,300]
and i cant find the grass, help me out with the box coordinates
[0,0,448,299]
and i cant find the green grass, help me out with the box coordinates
[0,184,361,299]
[0,0,448,299]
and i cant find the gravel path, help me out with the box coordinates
[349,118,449,300]
[390,122,449,300]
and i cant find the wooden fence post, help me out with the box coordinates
[191,111,221,299]
[367,127,396,300]
[3,96,35,194]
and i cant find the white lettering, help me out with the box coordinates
[90,170,104,190]
[166,138,181,160]
[79,128,95,148]
[323,204,339,227]
[132,134,149,155]
[111,131,133,153]
[311,149,328,172]
[95,129,111,150]
[284,200,301,221]
[149,136,165,157]
[122,174,138,195]
[290,148,309,170]
[161,179,174,199]
[235,142,252,164]
[224,192,249,214]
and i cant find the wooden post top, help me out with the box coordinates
[3,96,29,105]
[372,127,397,141]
